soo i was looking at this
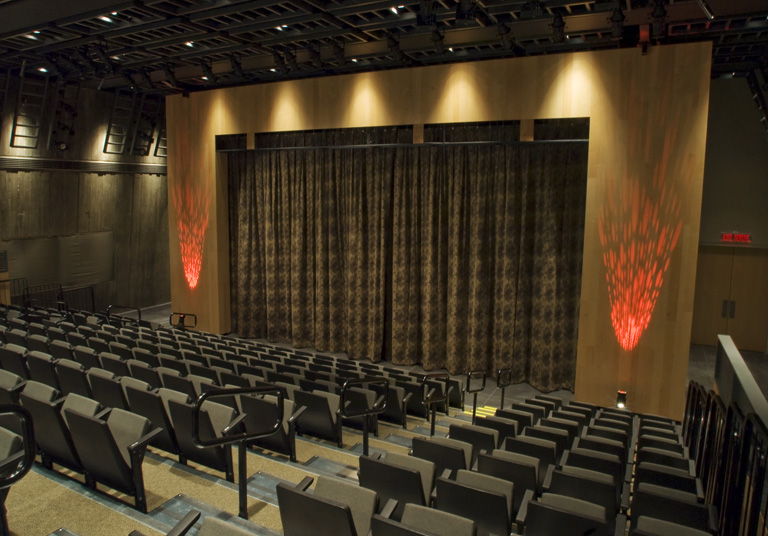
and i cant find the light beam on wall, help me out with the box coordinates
[173,182,210,290]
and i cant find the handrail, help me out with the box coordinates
[0,404,34,489]
[106,305,142,326]
[496,368,513,410]
[420,373,449,437]
[340,377,388,456]
[192,386,284,519]
[170,312,197,330]
[715,334,768,430]
[465,371,487,424]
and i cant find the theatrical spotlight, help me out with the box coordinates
[610,7,625,39]
[552,12,565,44]
[697,0,714,21]
[651,0,667,40]
[617,390,628,409]
[432,24,445,55]
[332,40,346,66]
[455,0,478,26]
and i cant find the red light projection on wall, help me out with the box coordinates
[598,176,682,350]
[173,182,210,290]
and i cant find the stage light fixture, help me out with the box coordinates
[432,25,445,55]
[498,23,513,50]
[552,12,565,44]
[285,47,299,71]
[387,32,405,62]
[200,61,215,83]
[332,40,346,66]
[307,45,323,69]
[610,7,625,39]
[651,0,667,40]
[617,390,627,409]
[273,50,287,74]
[230,55,245,78]
[697,0,714,21]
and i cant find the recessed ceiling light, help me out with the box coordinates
[390,6,398,14]
[351,58,358,62]
[111,11,117,15]
[270,68,277,72]
[25,34,38,40]
[38,67,47,72]
[99,16,112,23]
[33,30,41,34]
[186,41,194,47]
[201,76,208,80]
[275,26,283,31]
[448,47,454,52]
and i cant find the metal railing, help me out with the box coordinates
[106,305,142,327]
[0,404,35,536]
[192,386,284,519]
[420,373,450,437]
[340,378,388,456]
[496,368,513,410]
[465,371,487,424]
[170,312,197,330]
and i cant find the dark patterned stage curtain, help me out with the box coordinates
[229,129,587,391]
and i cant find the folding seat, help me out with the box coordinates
[130,347,160,368]
[635,448,693,474]
[100,352,131,377]
[544,467,625,531]
[371,382,411,428]
[87,337,110,354]
[448,424,498,463]
[411,436,472,477]
[72,345,100,369]
[241,394,305,462]
[518,493,613,536]
[475,415,518,444]
[629,486,716,535]
[538,417,579,444]
[564,402,596,420]
[26,351,60,390]
[584,425,629,452]
[560,448,626,507]
[524,425,569,456]
[55,359,91,397]
[88,368,128,410]
[66,331,88,347]
[294,390,343,446]
[25,334,50,353]
[126,360,161,389]
[435,469,514,536]
[396,381,429,419]
[48,339,74,361]
[525,398,557,416]
[4,329,27,348]
[535,394,563,409]
[551,408,590,429]
[157,344,182,360]
[125,386,187,463]
[637,434,686,456]
[208,356,235,372]
[158,354,187,375]
[276,476,368,536]
[167,399,237,481]
[0,370,25,405]
[218,371,250,388]
[66,407,160,512]
[120,377,152,405]
[162,373,198,399]
[186,362,218,383]
[574,435,628,466]
[114,335,136,348]
[180,350,206,366]
[358,452,434,521]
[0,344,28,379]
[187,374,217,396]
[503,436,557,488]
[476,450,539,515]
[496,408,534,432]
[134,339,158,354]
[633,463,703,500]
[372,503,476,536]
[26,322,46,336]
[20,384,102,474]
[341,386,380,435]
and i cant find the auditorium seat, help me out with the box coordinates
[100,352,131,377]
[503,436,557,488]
[48,339,74,361]
[629,487,716,535]
[294,390,343,446]
[55,359,91,397]
[475,415,518,444]
[0,344,29,379]
[276,477,359,536]
[0,370,24,404]
[65,407,160,512]
[72,345,100,369]
[476,450,538,515]
[434,470,513,536]
[167,399,237,481]
[88,368,128,410]
[314,474,378,536]
[411,436,472,477]
[448,424,498,464]
[241,394,305,462]
[358,453,434,521]
[518,492,613,536]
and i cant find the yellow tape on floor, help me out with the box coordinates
[463,406,497,417]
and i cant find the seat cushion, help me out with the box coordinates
[315,475,377,536]
[401,503,475,536]
[106,408,151,467]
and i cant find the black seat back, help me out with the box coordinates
[358,455,425,521]
[293,390,339,443]
[276,482,357,536]
[476,452,536,515]
[411,437,467,477]
[125,387,179,457]
[525,500,609,536]
[435,477,510,536]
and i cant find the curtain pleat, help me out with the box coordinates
[229,133,587,391]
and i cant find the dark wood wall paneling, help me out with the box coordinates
[0,83,169,311]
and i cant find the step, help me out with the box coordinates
[303,455,358,481]
[149,493,281,536]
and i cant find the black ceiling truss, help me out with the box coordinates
[0,0,764,96]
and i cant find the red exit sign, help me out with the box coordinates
[721,232,752,244]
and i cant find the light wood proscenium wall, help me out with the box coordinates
[167,42,711,419]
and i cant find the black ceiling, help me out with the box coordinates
[0,0,766,96]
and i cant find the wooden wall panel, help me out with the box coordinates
[166,43,712,419]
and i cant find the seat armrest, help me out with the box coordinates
[373,394,386,411]
[222,413,247,436]
[380,498,398,518]
[166,509,201,536]
[621,482,631,512]
[613,513,627,536]
[10,381,27,394]
[558,449,569,468]
[403,392,413,404]
[128,427,163,455]
[296,475,314,491]
[707,504,718,533]
[95,407,112,420]
[687,458,696,477]
[514,489,536,530]
[52,397,67,407]
[695,476,705,502]
[441,468,452,480]
[288,405,307,425]
[624,463,634,483]
[543,464,555,490]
